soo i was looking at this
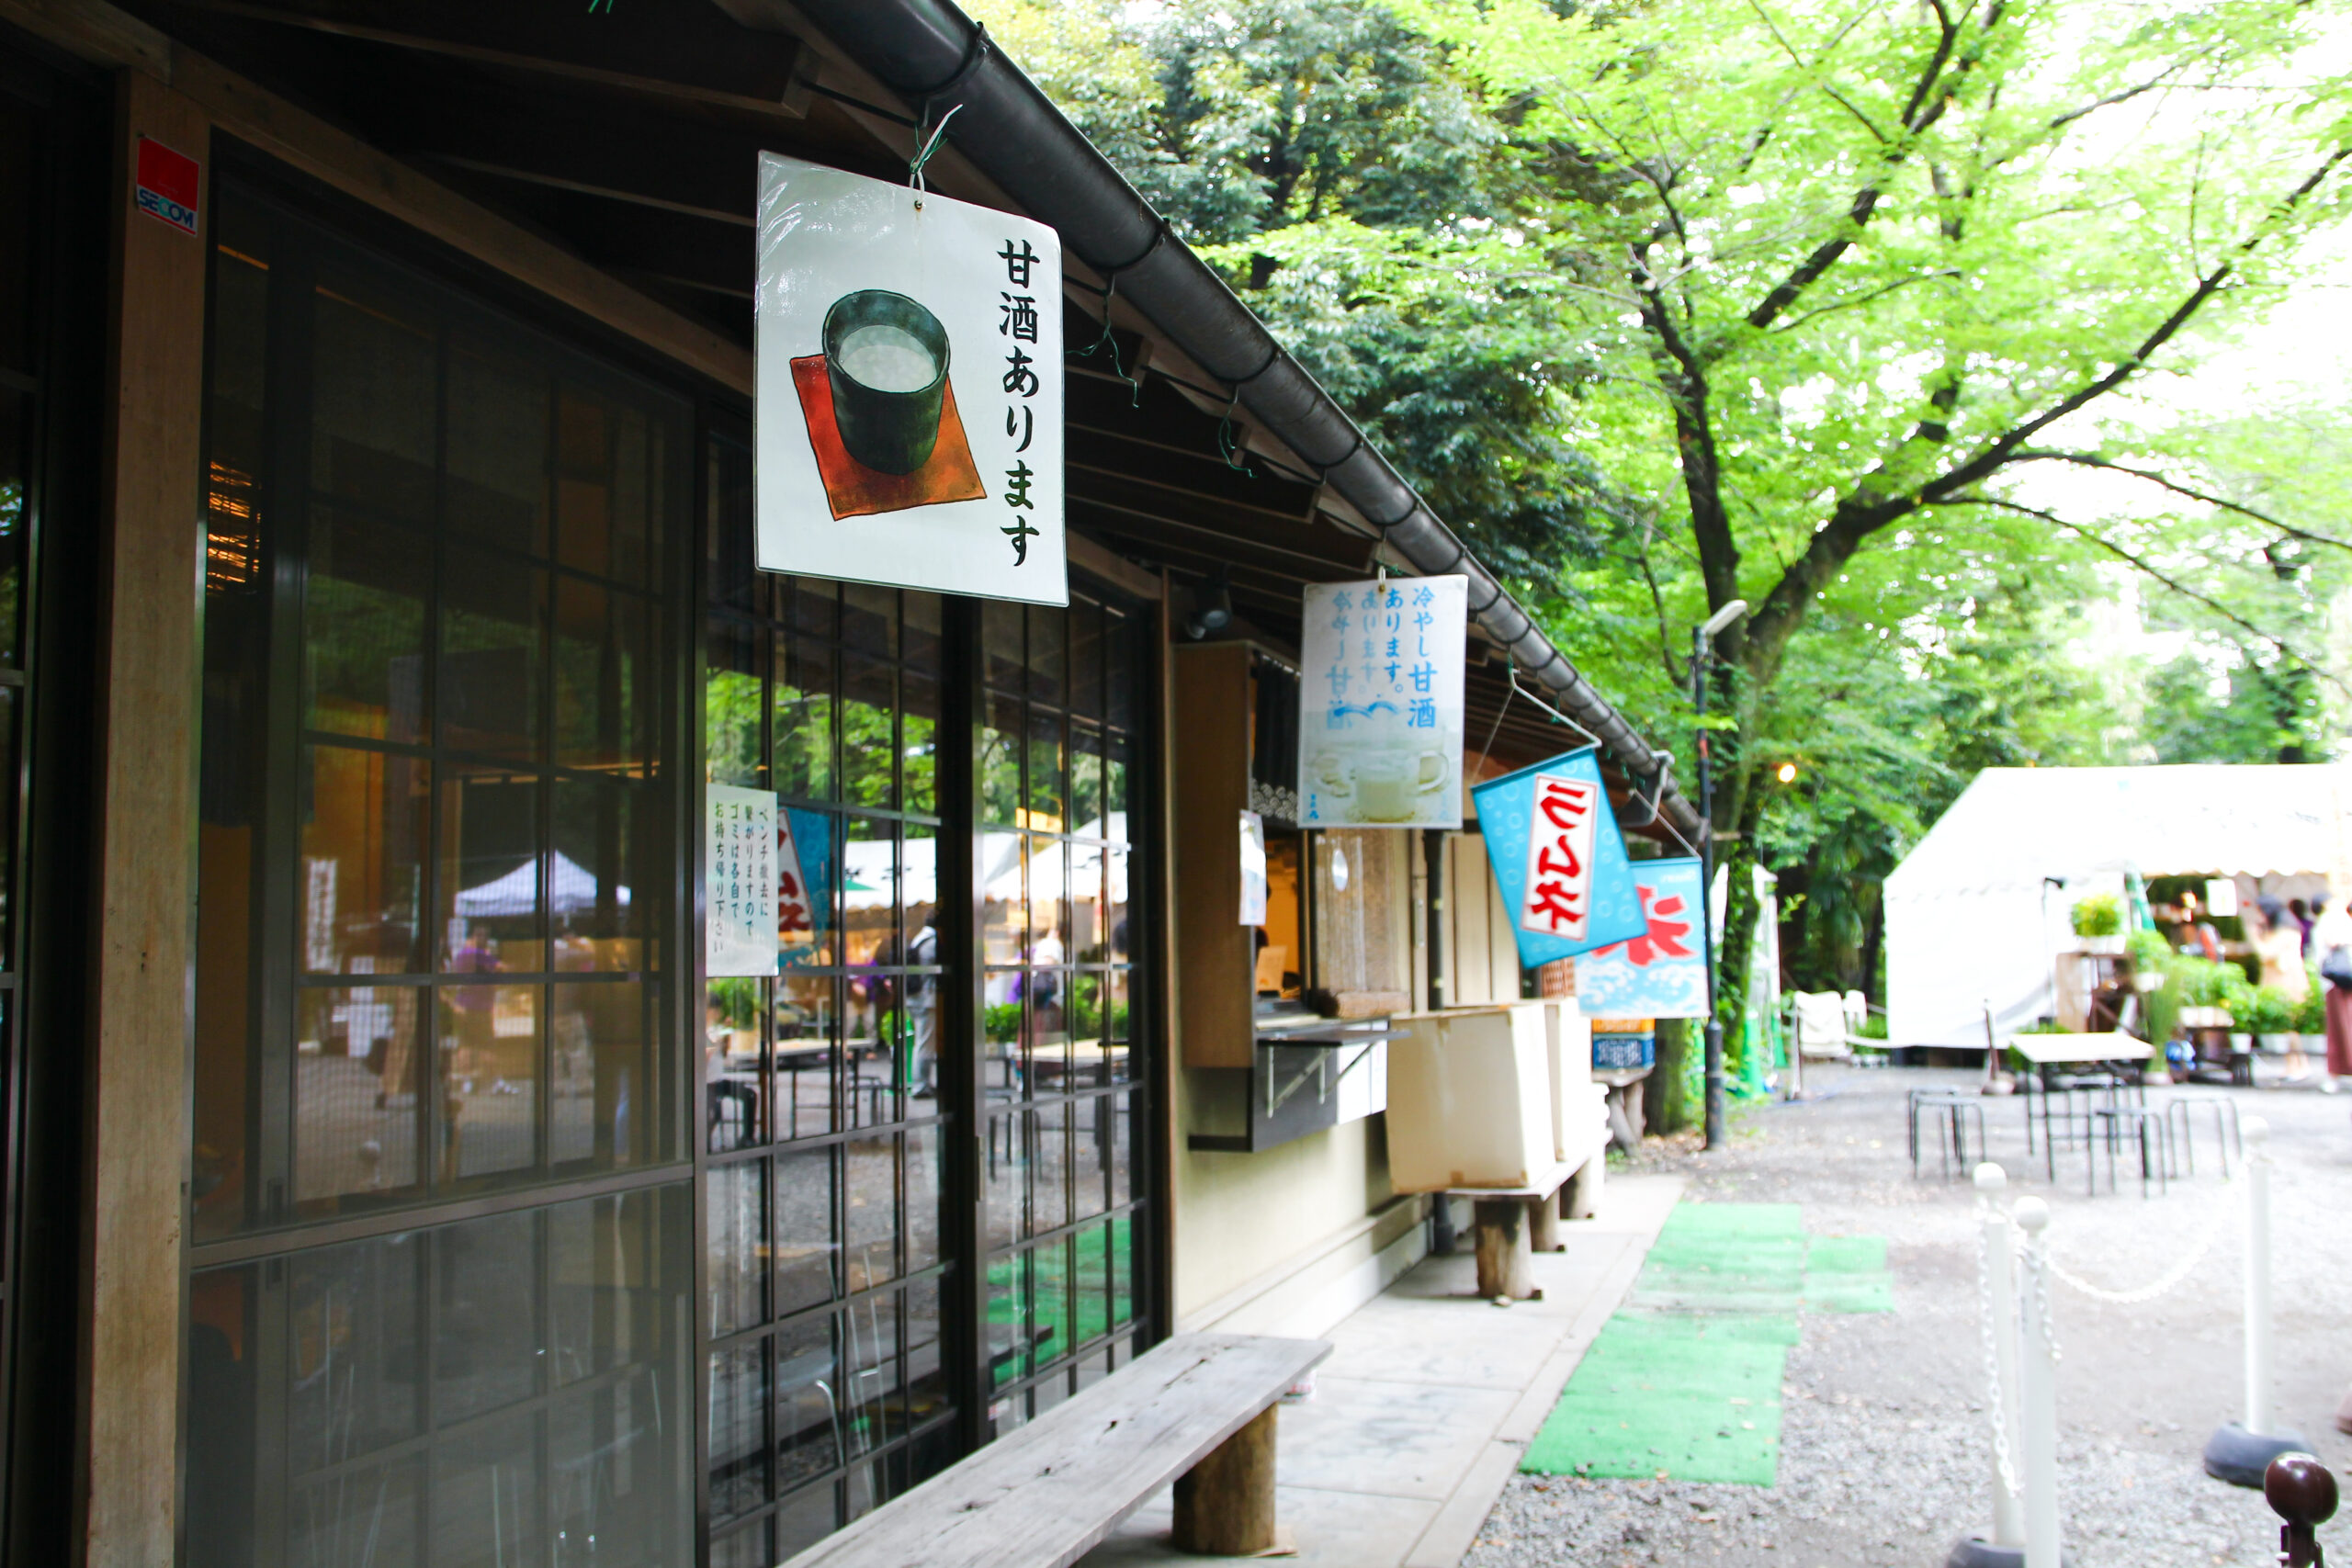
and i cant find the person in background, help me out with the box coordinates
[2313,894,2352,1094]
[2251,896,2313,1083]
[2289,896,2316,956]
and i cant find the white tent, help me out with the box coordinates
[1883,764,2352,1047]
[453,852,630,921]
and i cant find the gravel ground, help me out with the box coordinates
[1464,1064,2352,1568]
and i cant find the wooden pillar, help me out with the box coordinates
[80,69,208,1568]
[1473,1197,1535,1299]
[1565,1154,1605,1220]
[1528,1191,1561,1252]
[1172,1404,1279,1556]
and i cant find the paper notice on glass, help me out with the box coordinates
[1296,575,1466,829]
[1238,809,1269,926]
[708,784,779,977]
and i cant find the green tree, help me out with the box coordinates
[1401,0,2352,1045]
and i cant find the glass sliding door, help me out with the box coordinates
[186,183,695,1568]
[700,435,956,1563]
[697,439,1159,1559]
[974,596,1150,1431]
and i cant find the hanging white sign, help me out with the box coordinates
[707,784,779,977]
[754,152,1066,605]
[1296,576,1467,829]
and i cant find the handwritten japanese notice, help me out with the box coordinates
[1295,575,1466,829]
[1470,747,1647,968]
[707,784,779,977]
[753,152,1066,605]
[1574,856,1710,1019]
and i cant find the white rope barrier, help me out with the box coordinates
[2039,1168,2236,1306]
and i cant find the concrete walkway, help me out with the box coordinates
[1083,1174,1685,1567]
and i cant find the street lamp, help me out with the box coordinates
[1693,598,1747,1151]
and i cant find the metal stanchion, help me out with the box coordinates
[2204,1117,2308,1485]
[1949,1165,2030,1568]
[2013,1198,2062,1568]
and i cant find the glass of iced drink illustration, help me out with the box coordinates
[822,289,951,475]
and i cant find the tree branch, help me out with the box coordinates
[2014,450,2352,555]
[1952,494,2352,697]
[1768,269,1963,333]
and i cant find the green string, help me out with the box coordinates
[1073,277,1142,407]
[909,104,965,195]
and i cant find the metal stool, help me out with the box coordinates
[2089,1105,2171,1197]
[2162,1092,2244,1176]
[1911,1091,1986,1179]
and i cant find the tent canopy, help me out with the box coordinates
[1883,765,2352,1046]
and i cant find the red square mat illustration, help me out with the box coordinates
[790,355,987,520]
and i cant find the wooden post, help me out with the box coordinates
[1565,1154,1604,1220]
[1473,1197,1535,1299]
[1172,1404,1279,1556]
[1527,1192,1561,1252]
[81,69,209,1568]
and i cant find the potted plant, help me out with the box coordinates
[2072,893,2125,954]
[2176,957,2238,1031]
[2243,985,2296,1055]
[2294,972,2327,1058]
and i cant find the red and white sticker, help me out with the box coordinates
[134,137,199,236]
[1517,769,1600,942]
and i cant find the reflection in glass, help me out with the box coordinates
[984,1113,1024,1253]
[1104,733,1133,836]
[307,507,427,743]
[549,776,650,965]
[844,1134,898,1292]
[1069,728,1103,836]
[1031,1101,1069,1238]
[709,1342,770,1524]
[447,345,551,555]
[775,637,834,803]
[285,1236,424,1470]
[707,977,763,1152]
[840,651,896,809]
[984,1249,1032,1391]
[902,671,940,818]
[773,974,836,1143]
[709,1160,767,1337]
[775,1145,840,1314]
[549,980,649,1168]
[437,771,541,970]
[292,1453,424,1568]
[905,1275,947,1426]
[843,1291,901,1450]
[903,592,943,673]
[439,546,545,762]
[981,597,1023,693]
[435,1210,541,1426]
[978,692,1021,829]
[438,984,539,1180]
[1026,709,1065,827]
[311,273,435,523]
[433,1410,542,1565]
[707,618,763,788]
[842,582,897,658]
[554,575,657,770]
[301,745,427,975]
[1072,1094,1110,1222]
[906,1122,943,1276]
[775,1314,840,1494]
[294,987,421,1204]
[1026,602,1065,705]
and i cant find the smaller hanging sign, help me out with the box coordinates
[1573,856,1710,1020]
[134,137,200,236]
[708,784,779,977]
[1296,575,1467,828]
[1470,746,1647,968]
[1238,809,1269,926]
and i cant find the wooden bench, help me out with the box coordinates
[779,1332,1331,1568]
[1441,1152,1605,1301]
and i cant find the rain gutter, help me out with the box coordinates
[791,0,1702,843]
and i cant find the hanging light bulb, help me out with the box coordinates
[1775,761,1798,784]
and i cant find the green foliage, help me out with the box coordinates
[2242,985,2296,1035]
[2294,971,2326,1034]
[707,977,760,1031]
[2177,957,2256,1015]
[2126,929,2174,972]
[2071,896,2123,939]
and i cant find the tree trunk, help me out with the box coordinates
[1712,768,1770,1084]
[1646,1018,1690,1134]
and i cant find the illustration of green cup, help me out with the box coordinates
[823,289,951,475]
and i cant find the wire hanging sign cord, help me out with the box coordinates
[908,103,965,207]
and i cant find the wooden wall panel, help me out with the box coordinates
[1170,643,1252,1068]
[79,69,208,1568]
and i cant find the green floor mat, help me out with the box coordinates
[1521,1202,1893,1485]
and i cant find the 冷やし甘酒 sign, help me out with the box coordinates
[1295,576,1466,829]
[753,152,1065,605]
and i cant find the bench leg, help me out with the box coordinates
[1172,1404,1279,1556]
[1564,1155,1604,1220]
[1473,1198,1536,1299]
[1528,1192,1561,1253]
